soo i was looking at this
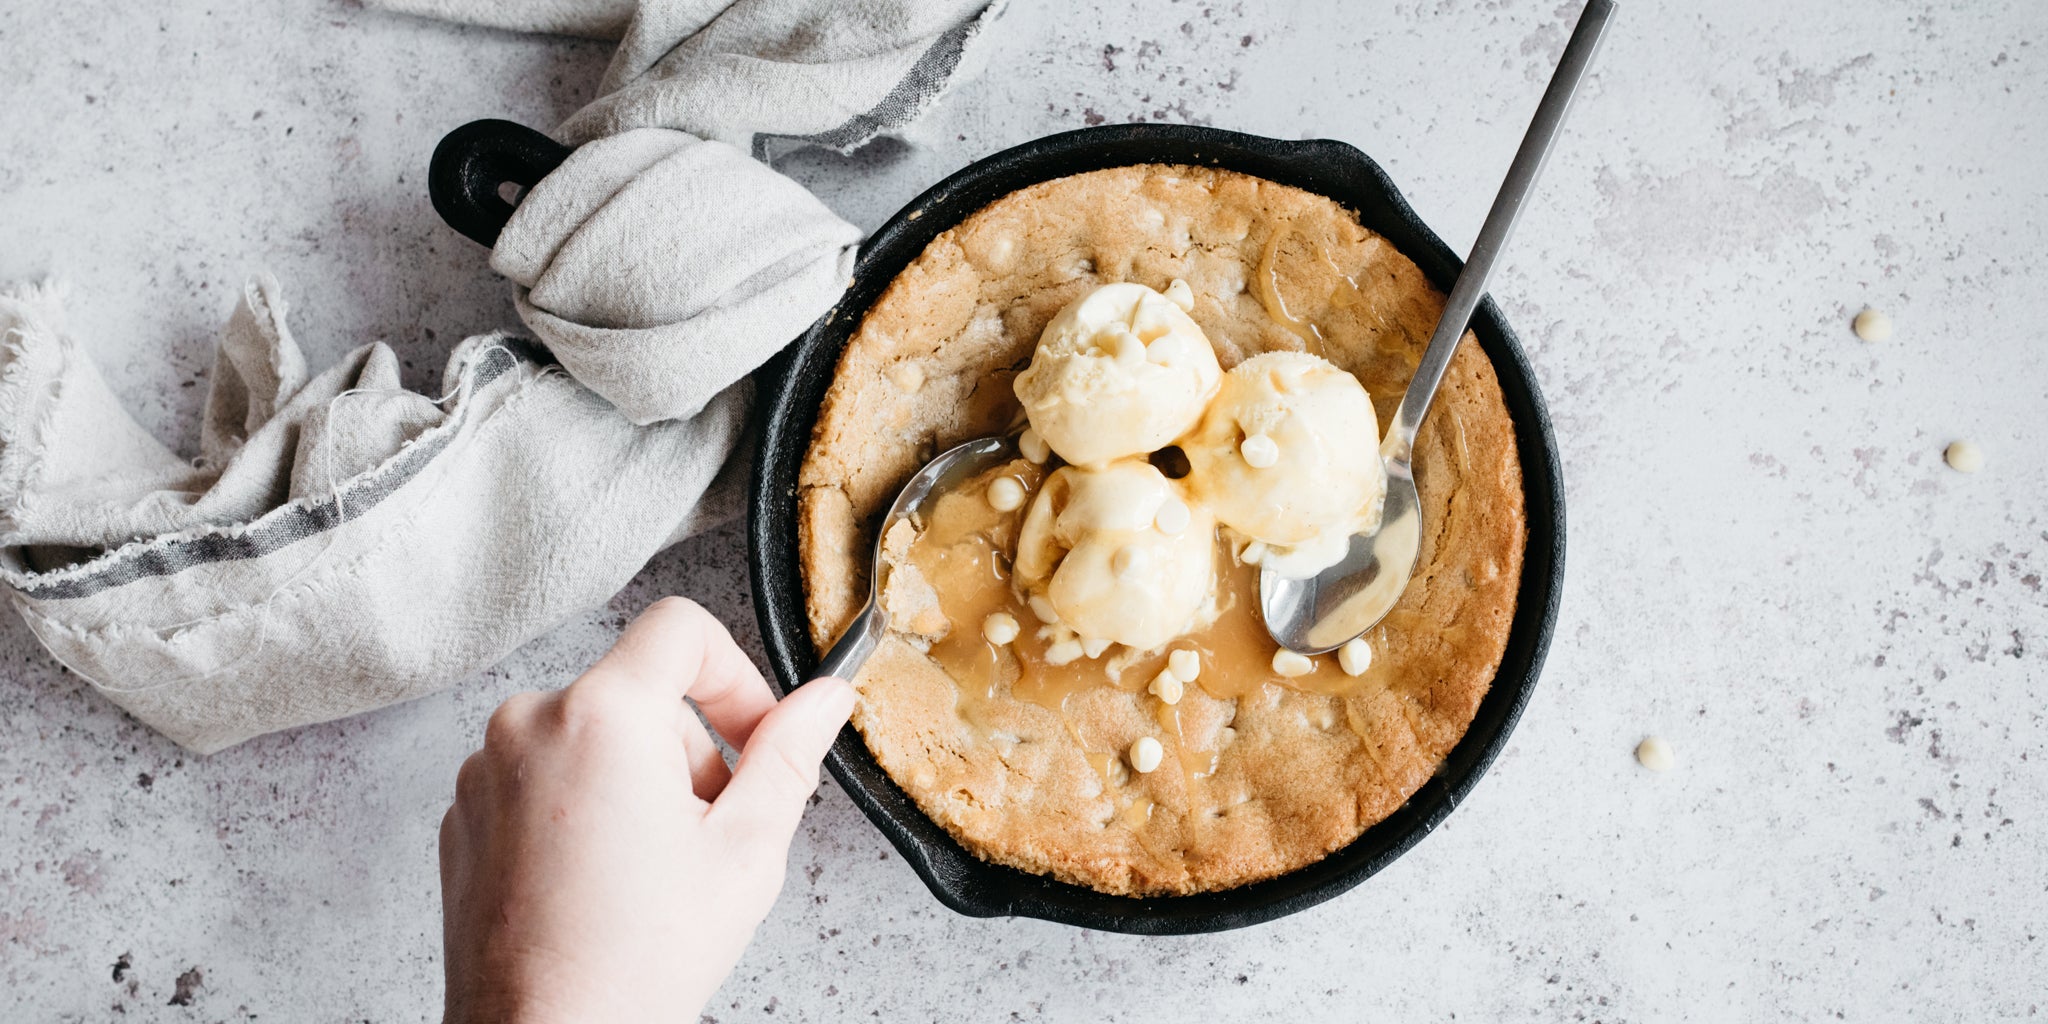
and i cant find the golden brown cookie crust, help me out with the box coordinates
[798,164,1526,896]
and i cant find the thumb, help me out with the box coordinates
[708,676,856,851]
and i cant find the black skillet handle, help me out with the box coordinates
[428,119,573,248]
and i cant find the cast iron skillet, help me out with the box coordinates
[430,120,1566,935]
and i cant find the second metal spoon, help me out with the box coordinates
[1259,0,1615,654]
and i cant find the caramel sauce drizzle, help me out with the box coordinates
[902,460,1404,803]
[893,225,1479,828]
[1257,219,1385,356]
[1254,221,1326,356]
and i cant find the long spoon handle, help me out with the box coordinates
[1386,0,1616,461]
[814,607,882,682]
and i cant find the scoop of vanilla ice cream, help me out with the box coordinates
[1013,460,1215,651]
[1012,281,1222,467]
[1181,351,1386,577]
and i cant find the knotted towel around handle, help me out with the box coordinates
[2,0,1004,753]
[429,120,861,426]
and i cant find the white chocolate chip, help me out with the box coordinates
[982,612,1020,646]
[1636,735,1675,772]
[1269,360,1312,394]
[1240,433,1280,469]
[1163,278,1195,312]
[1153,496,1191,535]
[1167,648,1201,683]
[987,476,1026,512]
[972,233,1017,271]
[1081,635,1112,659]
[1044,638,1085,665]
[1149,669,1184,705]
[1111,544,1148,579]
[1271,650,1314,678]
[1027,594,1061,625]
[1944,440,1984,473]
[1337,637,1372,677]
[1852,307,1893,343]
[1241,540,1269,565]
[1018,428,1050,464]
[1128,736,1164,773]
[887,362,925,393]
[1105,323,1147,367]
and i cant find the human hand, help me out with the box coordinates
[438,597,856,1024]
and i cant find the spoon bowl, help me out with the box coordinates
[1260,455,1421,654]
[1257,0,1612,654]
[811,435,1016,681]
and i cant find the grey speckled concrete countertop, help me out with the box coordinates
[3,1,2043,1020]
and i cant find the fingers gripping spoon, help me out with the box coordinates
[1259,0,1615,654]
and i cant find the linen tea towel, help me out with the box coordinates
[0,0,1004,752]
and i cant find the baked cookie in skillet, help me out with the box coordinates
[798,164,1525,896]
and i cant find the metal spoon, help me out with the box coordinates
[1259,0,1615,655]
[813,436,1018,681]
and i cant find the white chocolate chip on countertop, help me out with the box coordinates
[1636,735,1675,772]
[1945,440,1984,473]
[1852,307,1893,343]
